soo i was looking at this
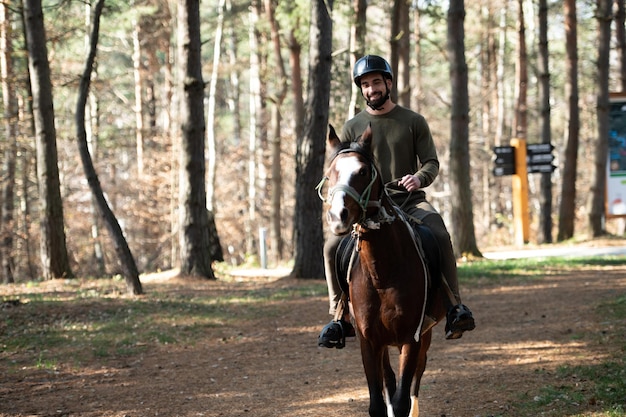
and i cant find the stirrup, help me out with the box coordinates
[445,304,475,340]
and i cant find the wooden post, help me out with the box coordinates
[511,138,530,244]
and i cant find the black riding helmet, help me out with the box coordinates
[353,55,393,88]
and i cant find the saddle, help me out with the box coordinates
[334,219,442,298]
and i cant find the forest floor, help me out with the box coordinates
[1,240,626,417]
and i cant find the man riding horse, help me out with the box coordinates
[319,55,476,348]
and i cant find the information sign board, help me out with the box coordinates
[493,146,515,176]
[607,93,626,217]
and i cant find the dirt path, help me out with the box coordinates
[2,263,625,417]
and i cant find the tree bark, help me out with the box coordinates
[588,0,613,236]
[292,0,333,279]
[247,0,261,257]
[616,0,626,91]
[23,0,73,280]
[513,0,528,139]
[0,0,17,283]
[84,3,105,277]
[75,0,143,295]
[537,0,553,243]
[391,0,410,106]
[348,0,366,118]
[447,0,481,257]
[177,0,215,278]
[495,6,507,147]
[132,10,145,177]
[265,0,288,262]
[411,3,422,113]
[558,0,579,241]
[206,0,225,213]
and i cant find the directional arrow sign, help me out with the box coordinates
[528,164,556,173]
[494,146,515,166]
[526,143,555,154]
[494,165,516,176]
[528,153,555,164]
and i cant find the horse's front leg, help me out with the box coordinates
[359,338,388,417]
[409,330,433,416]
[382,348,396,400]
[390,341,420,417]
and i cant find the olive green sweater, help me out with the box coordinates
[340,105,440,206]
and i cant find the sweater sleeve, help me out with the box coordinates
[414,116,439,188]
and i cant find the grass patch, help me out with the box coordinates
[516,362,626,417]
[458,255,626,284]
[2,257,624,416]
[0,279,327,369]
[458,256,626,416]
[513,295,626,417]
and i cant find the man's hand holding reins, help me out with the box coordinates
[398,174,421,192]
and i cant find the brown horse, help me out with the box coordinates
[319,124,448,417]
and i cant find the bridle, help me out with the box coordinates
[316,148,382,222]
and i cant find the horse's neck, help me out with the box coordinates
[355,198,421,281]
[360,195,395,229]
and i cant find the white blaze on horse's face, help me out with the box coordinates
[327,155,362,235]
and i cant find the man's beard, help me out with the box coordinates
[365,87,390,110]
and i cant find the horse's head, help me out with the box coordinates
[317,124,382,235]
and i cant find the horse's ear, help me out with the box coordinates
[327,124,341,152]
[357,123,373,151]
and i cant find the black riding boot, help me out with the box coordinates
[445,304,475,340]
[318,319,355,349]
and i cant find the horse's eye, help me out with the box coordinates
[359,167,368,176]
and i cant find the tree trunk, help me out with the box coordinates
[495,6,507,146]
[348,0,366,118]
[132,11,145,177]
[447,0,481,257]
[204,0,225,263]
[206,0,225,213]
[513,0,528,139]
[161,1,177,269]
[616,0,626,91]
[391,0,410,106]
[0,0,17,283]
[292,0,333,279]
[411,3,422,113]
[76,0,143,295]
[226,0,242,148]
[23,0,73,280]
[247,0,261,257]
[588,0,613,236]
[84,4,106,276]
[177,0,214,278]
[265,0,288,262]
[479,2,496,235]
[558,0,579,241]
[537,0,553,243]
[288,29,304,140]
